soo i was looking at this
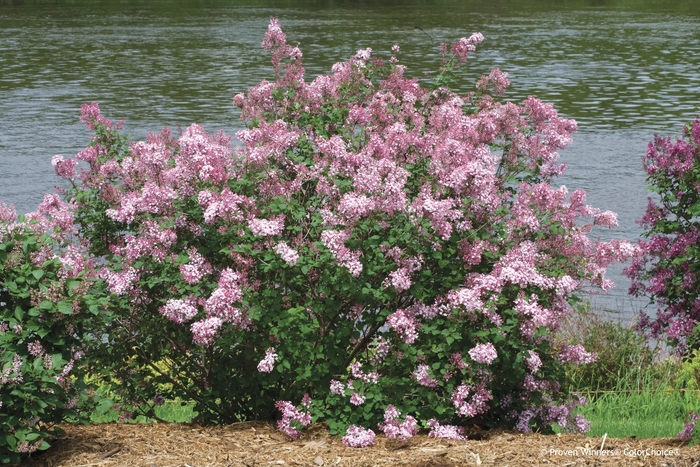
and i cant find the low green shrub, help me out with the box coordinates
[559,304,657,392]
[0,203,105,464]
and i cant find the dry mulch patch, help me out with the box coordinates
[20,422,700,467]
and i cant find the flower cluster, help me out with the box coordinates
[342,425,376,448]
[257,347,278,373]
[274,400,312,439]
[427,419,467,441]
[468,343,498,365]
[679,411,699,442]
[379,405,419,441]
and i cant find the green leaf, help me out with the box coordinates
[31,269,44,280]
[57,301,74,315]
[96,398,114,415]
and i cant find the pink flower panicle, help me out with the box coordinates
[52,155,77,179]
[190,317,223,347]
[275,400,312,439]
[330,379,345,396]
[525,350,542,373]
[342,425,376,448]
[427,419,467,441]
[160,298,198,324]
[349,362,379,384]
[274,241,300,266]
[179,247,213,285]
[452,383,493,418]
[350,392,366,406]
[380,405,419,442]
[413,364,439,388]
[558,344,597,365]
[468,343,498,365]
[386,309,419,344]
[678,411,699,441]
[320,230,363,276]
[257,347,278,373]
[450,32,484,63]
[248,216,285,237]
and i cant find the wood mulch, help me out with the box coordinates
[19,422,700,467]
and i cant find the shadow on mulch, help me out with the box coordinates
[18,421,700,467]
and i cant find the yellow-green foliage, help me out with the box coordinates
[675,350,700,391]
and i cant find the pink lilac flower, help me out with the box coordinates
[475,68,510,96]
[349,362,379,384]
[350,392,366,406]
[27,340,45,358]
[678,412,699,441]
[330,380,345,396]
[248,216,285,236]
[274,242,299,266]
[370,337,391,364]
[52,155,77,179]
[380,405,419,442]
[342,425,376,448]
[525,350,542,373]
[320,229,363,276]
[386,308,419,344]
[106,267,138,296]
[573,414,591,434]
[450,33,484,63]
[0,201,16,224]
[468,343,497,365]
[558,344,597,365]
[257,347,278,373]
[427,419,467,441]
[1,353,23,385]
[450,353,468,370]
[17,440,42,454]
[160,298,198,324]
[385,267,412,292]
[179,247,213,284]
[413,364,439,388]
[190,317,223,346]
[451,383,493,418]
[275,400,312,439]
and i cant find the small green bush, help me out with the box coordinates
[559,305,657,392]
[0,203,105,464]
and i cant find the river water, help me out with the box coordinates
[1,0,699,318]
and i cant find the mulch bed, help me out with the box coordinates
[20,422,700,467]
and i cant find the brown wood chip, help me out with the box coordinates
[19,422,700,467]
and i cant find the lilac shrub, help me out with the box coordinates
[625,118,700,351]
[62,19,636,439]
[0,201,104,463]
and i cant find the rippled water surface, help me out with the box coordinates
[1,0,699,316]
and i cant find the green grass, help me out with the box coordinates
[576,389,698,438]
[89,401,197,424]
[554,304,700,439]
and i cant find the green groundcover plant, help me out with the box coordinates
[1,19,638,457]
